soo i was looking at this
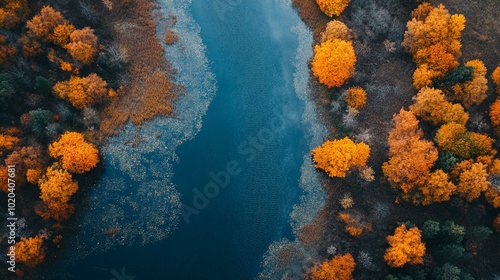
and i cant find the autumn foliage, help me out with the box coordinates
[345,87,366,110]
[484,186,500,208]
[384,225,426,268]
[416,169,456,205]
[0,35,16,65]
[452,162,490,202]
[310,253,356,280]
[52,73,108,109]
[0,133,19,156]
[489,99,500,135]
[312,137,370,178]
[26,6,66,41]
[16,236,46,267]
[37,166,78,221]
[494,215,500,233]
[403,4,465,57]
[383,109,438,193]
[434,122,495,159]
[452,60,488,107]
[65,27,98,64]
[492,66,500,94]
[320,20,353,42]
[314,0,351,17]
[312,39,356,88]
[50,23,75,46]
[0,0,29,29]
[49,132,99,174]
[403,4,465,89]
[338,212,371,237]
[410,87,468,126]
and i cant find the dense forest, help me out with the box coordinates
[289,0,500,279]
[2,0,499,279]
[0,0,180,277]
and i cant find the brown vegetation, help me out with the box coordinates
[99,0,182,135]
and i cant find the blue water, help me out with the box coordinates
[42,1,319,279]
[152,1,307,278]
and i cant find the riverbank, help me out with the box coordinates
[290,0,500,279]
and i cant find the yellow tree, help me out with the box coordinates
[315,0,351,17]
[452,60,488,107]
[16,236,45,267]
[310,253,356,280]
[49,132,99,173]
[312,39,356,88]
[410,87,468,126]
[382,109,438,193]
[65,27,98,64]
[52,73,108,109]
[384,225,426,268]
[311,137,370,178]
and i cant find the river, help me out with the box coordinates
[42,0,325,279]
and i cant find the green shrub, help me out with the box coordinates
[422,220,441,239]
[30,109,53,137]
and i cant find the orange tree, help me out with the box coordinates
[402,4,465,57]
[345,87,366,110]
[52,73,108,109]
[311,137,370,178]
[65,27,98,64]
[16,235,46,267]
[484,186,500,208]
[321,20,353,42]
[50,23,75,46]
[384,225,426,268]
[0,35,16,65]
[312,39,356,88]
[452,161,490,202]
[410,87,468,126]
[382,109,438,193]
[416,169,456,205]
[0,133,19,156]
[434,122,495,159]
[490,98,500,135]
[492,66,500,93]
[26,6,66,41]
[403,4,465,89]
[310,253,356,280]
[37,165,78,221]
[49,132,99,174]
[315,0,351,17]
